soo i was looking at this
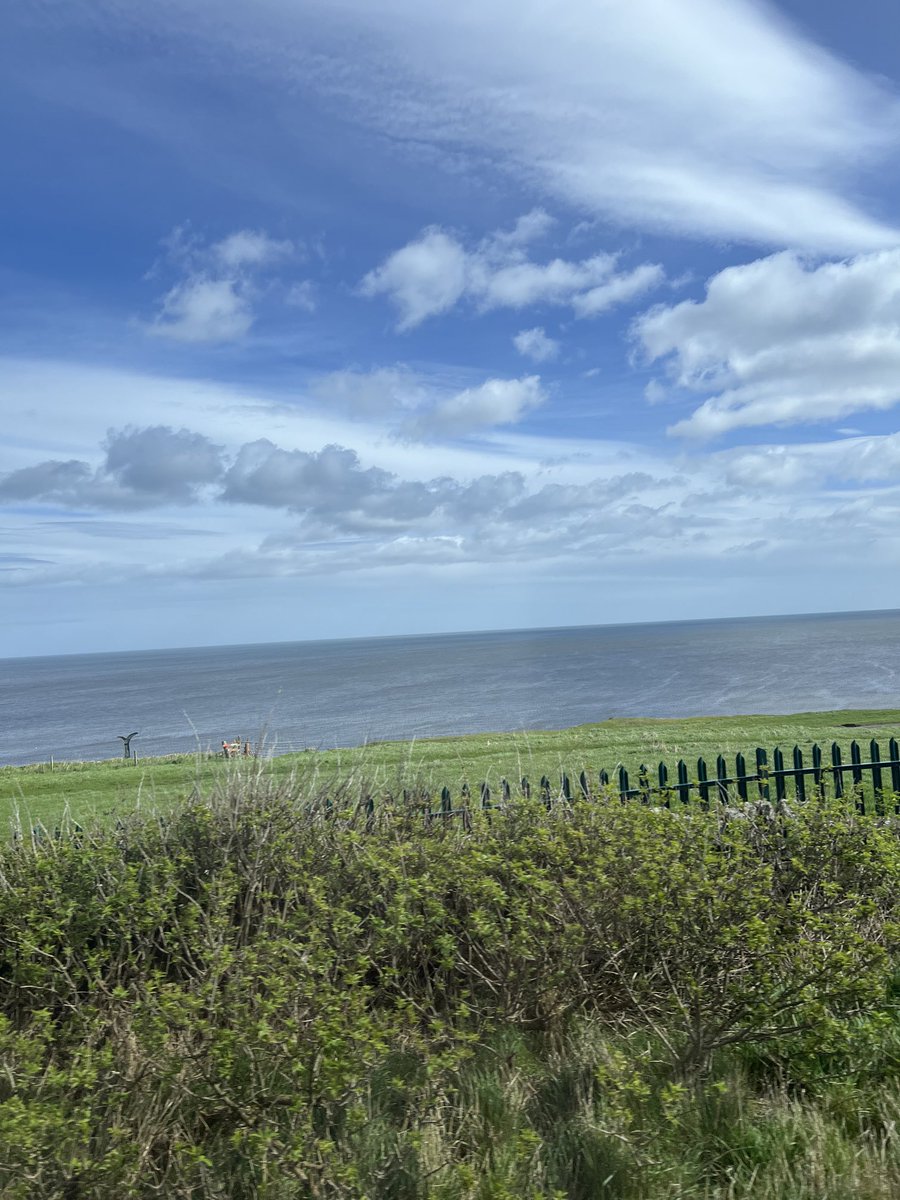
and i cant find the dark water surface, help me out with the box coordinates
[3,610,900,766]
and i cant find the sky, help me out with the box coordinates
[4,0,900,657]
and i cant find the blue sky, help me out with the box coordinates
[4,0,900,656]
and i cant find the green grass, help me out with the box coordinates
[4,707,900,831]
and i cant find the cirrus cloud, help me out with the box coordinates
[288,0,900,253]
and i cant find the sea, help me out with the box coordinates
[2,609,900,767]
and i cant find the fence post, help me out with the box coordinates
[501,778,511,803]
[579,770,590,799]
[850,740,863,785]
[850,741,864,813]
[638,764,651,804]
[871,736,883,791]
[870,740,883,814]
[365,794,375,830]
[793,746,805,804]
[812,743,823,795]
[676,759,689,805]
[756,748,769,801]
[773,747,786,801]
[521,776,531,799]
[618,765,630,802]
[480,782,491,811]
[658,761,669,807]
[890,739,900,811]
[736,753,748,802]
[830,743,844,799]
[441,786,452,818]
[561,773,572,802]
[599,769,609,791]
[697,757,709,808]
[541,775,552,808]
[716,755,728,803]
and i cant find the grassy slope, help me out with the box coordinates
[3,707,900,830]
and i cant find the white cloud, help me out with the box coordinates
[152,277,253,344]
[148,227,298,344]
[572,263,667,317]
[635,249,900,438]
[104,426,225,497]
[311,364,550,439]
[477,256,624,310]
[405,376,546,439]
[719,431,900,491]
[359,229,471,330]
[222,441,394,520]
[213,229,294,269]
[491,209,557,247]
[361,211,663,328]
[514,327,560,362]
[310,365,547,439]
[0,425,225,509]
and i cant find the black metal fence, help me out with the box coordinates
[370,737,900,823]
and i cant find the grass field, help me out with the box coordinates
[4,706,900,831]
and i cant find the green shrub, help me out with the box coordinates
[0,774,899,1196]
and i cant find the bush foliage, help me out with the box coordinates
[1,774,900,1197]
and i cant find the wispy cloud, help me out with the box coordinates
[280,0,900,252]
[19,1,900,251]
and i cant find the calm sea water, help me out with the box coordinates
[2,610,900,767]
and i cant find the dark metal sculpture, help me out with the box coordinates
[117,732,139,759]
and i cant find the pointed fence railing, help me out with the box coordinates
[357,737,900,824]
[606,737,900,813]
